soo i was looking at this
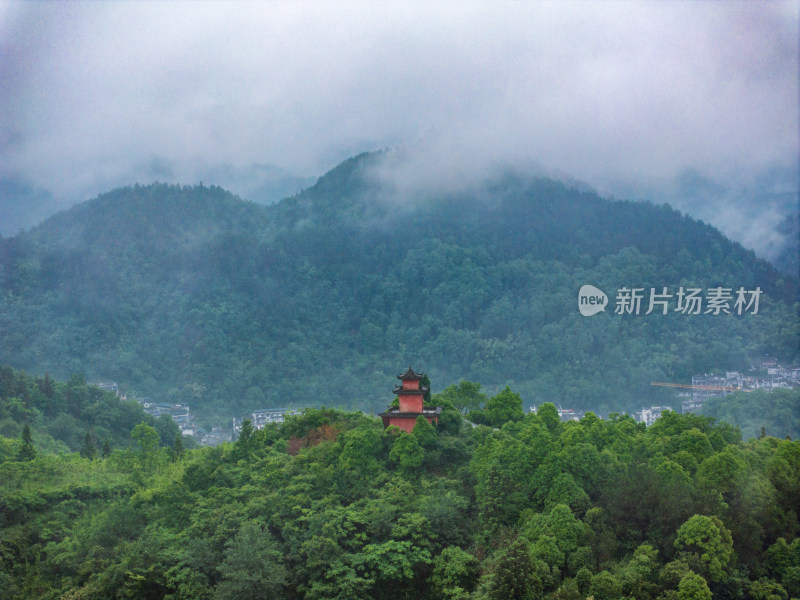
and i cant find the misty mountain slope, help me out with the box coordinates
[663,167,800,278]
[0,154,797,416]
[0,177,61,238]
[276,153,793,298]
[0,184,275,382]
[774,211,800,278]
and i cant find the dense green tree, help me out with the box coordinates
[235,418,255,460]
[40,373,54,400]
[436,406,462,435]
[154,414,181,449]
[677,428,714,463]
[79,431,97,459]
[339,426,382,471]
[677,572,712,600]
[357,539,432,599]
[749,577,789,600]
[337,426,384,498]
[536,403,561,436]
[674,514,734,582]
[766,538,800,596]
[590,570,622,600]
[768,440,800,530]
[430,546,478,600]
[575,567,592,596]
[476,464,527,536]
[489,538,541,600]
[131,422,160,468]
[529,534,564,590]
[215,520,287,600]
[389,432,425,474]
[696,445,746,497]
[420,373,432,405]
[782,566,800,598]
[16,423,35,461]
[543,472,590,515]
[171,433,185,462]
[619,544,660,600]
[413,415,438,449]
[483,386,525,427]
[434,380,486,415]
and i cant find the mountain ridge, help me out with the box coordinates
[1,153,797,416]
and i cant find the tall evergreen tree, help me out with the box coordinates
[80,432,97,459]
[420,373,432,405]
[16,424,36,461]
[490,538,541,600]
[40,373,55,399]
[235,419,255,460]
[171,433,185,462]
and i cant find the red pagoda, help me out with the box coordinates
[380,366,442,433]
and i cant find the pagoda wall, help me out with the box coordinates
[399,395,423,413]
[388,417,416,434]
[388,415,437,434]
[402,379,420,390]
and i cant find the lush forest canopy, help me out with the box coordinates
[700,389,800,442]
[0,151,797,418]
[2,372,799,600]
[0,364,182,456]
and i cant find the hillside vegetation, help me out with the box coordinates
[0,364,180,456]
[2,381,799,600]
[700,388,800,441]
[1,152,797,416]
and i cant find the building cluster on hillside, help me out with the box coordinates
[232,408,300,438]
[193,427,231,447]
[681,361,798,413]
[137,399,230,447]
[136,397,197,436]
[636,358,799,425]
[635,406,670,426]
[90,381,127,400]
[92,380,231,445]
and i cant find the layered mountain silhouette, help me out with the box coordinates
[1,152,797,416]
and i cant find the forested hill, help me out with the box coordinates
[0,152,797,416]
[3,398,800,599]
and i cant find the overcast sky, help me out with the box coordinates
[1,1,798,247]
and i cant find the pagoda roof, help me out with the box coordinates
[393,385,430,394]
[397,366,425,381]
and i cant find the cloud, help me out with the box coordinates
[0,1,797,252]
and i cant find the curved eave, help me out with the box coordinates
[393,386,430,395]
